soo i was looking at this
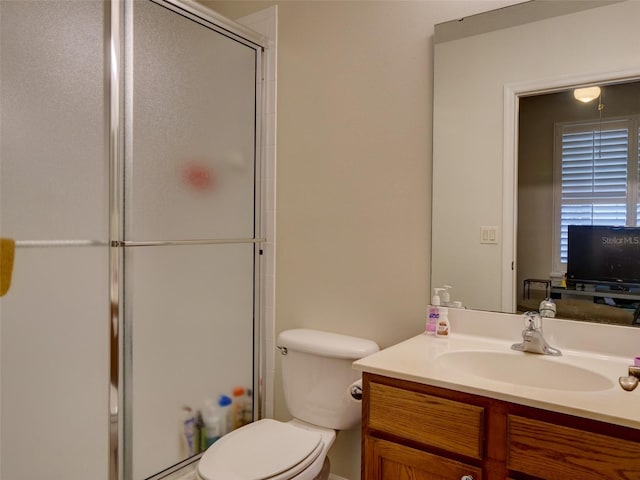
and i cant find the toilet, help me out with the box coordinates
[196,329,379,480]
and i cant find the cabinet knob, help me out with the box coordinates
[460,476,474,480]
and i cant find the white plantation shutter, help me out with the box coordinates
[554,117,640,269]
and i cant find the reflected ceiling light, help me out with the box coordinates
[573,86,601,103]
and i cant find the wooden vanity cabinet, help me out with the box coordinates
[362,373,640,480]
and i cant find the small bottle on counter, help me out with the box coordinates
[426,289,442,336]
[436,307,450,338]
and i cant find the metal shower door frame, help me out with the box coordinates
[108,2,267,479]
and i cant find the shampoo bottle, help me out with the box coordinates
[202,399,223,448]
[231,386,249,430]
[180,406,196,457]
[436,306,450,338]
[243,388,254,425]
[218,394,233,435]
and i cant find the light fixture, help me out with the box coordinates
[573,86,601,103]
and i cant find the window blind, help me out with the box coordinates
[559,125,629,263]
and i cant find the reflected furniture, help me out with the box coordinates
[522,278,550,299]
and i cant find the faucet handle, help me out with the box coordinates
[523,311,542,330]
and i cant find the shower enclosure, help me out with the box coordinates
[0,1,267,479]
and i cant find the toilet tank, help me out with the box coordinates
[277,329,379,430]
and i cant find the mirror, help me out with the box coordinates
[431,0,640,325]
[518,80,640,325]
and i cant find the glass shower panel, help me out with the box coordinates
[0,1,108,241]
[0,2,109,480]
[128,0,257,241]
[129,244,255,479]
[125,2,260,478]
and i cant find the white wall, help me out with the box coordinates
[432,1,640,314]
[203,2,524,478]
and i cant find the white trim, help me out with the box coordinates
[502,68,640,312]
[236,5,278,421]
[502,84,518,312]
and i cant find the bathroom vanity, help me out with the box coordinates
[354,309,640,480]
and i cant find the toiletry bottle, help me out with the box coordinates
[426,288,442,335]
[195,409,204,453]
[243,388,254,425]
[231,386,248,429]
[180,406,196,456]
[218,394,233,435]
[441,285,452,306]
[202,399,223,448]
[436,307,450,337]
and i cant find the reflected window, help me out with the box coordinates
[553,117,640,268]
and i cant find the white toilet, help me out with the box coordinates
[196,329,379,480]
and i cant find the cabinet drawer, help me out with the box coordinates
[365,436,483,480]
[368,381,484,460]
[508,415,640,479]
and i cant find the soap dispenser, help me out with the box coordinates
[432,288,445,304]
[441,285,452,306]
[426,288,444,335]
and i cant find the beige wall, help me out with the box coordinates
[201,1,523,478]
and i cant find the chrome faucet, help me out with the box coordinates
[511,311,561,356]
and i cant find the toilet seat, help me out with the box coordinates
[197,419,324,480]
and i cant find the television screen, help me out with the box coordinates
[567,225,640,288]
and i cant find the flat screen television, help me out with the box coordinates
[567,225,640,289]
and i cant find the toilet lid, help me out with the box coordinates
[197,419,323,480]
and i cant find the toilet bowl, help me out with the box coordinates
[196,419,335,480]
[196,329,379,480]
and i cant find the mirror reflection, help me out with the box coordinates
[517,80,640,325]
[431,0,640,325]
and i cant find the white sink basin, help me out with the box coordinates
[436,351,614,392]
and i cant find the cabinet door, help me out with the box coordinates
[365,436,482,480]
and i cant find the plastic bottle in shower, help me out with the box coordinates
[180,406,196,456]
[243,388,254,425]
[202,399,223,448]
[231,387,249,430]
[218,394,233,435]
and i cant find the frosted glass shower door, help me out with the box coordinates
[0,2,109,480]
[125,2,261,479]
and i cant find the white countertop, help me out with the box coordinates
[353,308,640,429]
